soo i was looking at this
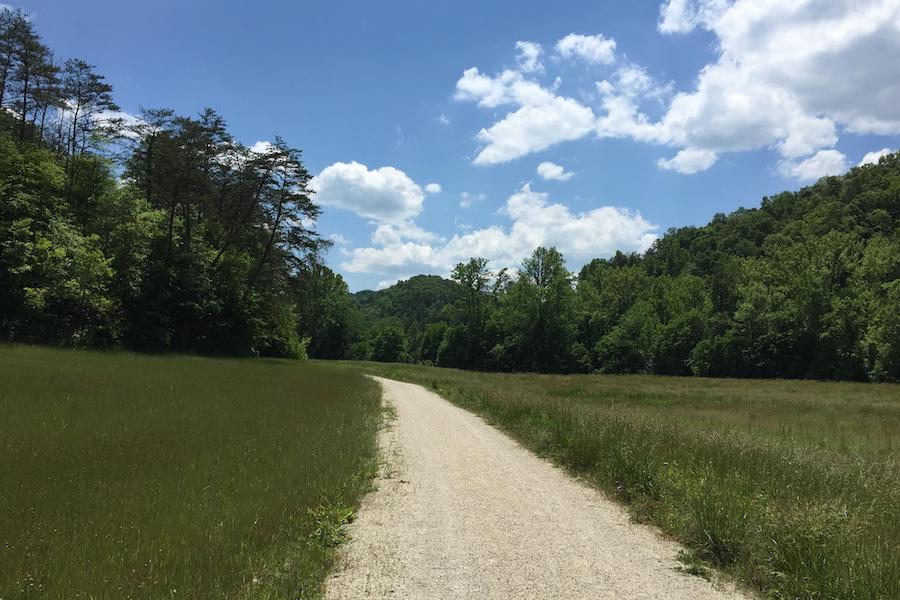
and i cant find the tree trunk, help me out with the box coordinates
[211,164,273,267]
[0,64,8,109]
[18,66,29,140]
[246,191,286,295]
[69,104,80,158]
[37,102,48,139]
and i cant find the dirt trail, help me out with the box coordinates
[325,376,748,599]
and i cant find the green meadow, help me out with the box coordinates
[4,343,898,599]
[348,361,900,600]
[0,345,382,600]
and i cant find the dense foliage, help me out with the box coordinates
[349,156,900,382]
[2,8,898,380]
[0,9,340,357]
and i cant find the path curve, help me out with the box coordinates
[325,376,748,599]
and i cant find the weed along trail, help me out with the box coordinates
[326,377,748,600]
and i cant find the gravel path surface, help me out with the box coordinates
[325,376,749,599]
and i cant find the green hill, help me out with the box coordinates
[346,154,900,381]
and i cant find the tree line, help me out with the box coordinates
[0,9,330,356]
[2,8,898,381]
[335,155,900,382]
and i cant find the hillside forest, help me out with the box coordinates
[1,9,898,381]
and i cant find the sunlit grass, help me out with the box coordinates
[0,345,382,600]
[344,361,900,600]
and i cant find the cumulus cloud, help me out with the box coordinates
[437,114,451,125]
[658,0,729,34]
[778,149,849,181]
[455,68,596,165]
[473,97,596,165]
[309,161,426,223]
[655,0,900,167]
[371,221,440,246]
[594,90,663,142]
[657,148,718,174]
[424,182,442,194]
[340,185,657,281]
[515,41,543,73]
[455,67,555,108]
[537,161,574,181]
[858,148,894,166]
[456,2,900,179]
[555,33,617,64]
[454,40,663,166]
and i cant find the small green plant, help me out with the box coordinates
[309,504,355,548]
[676,550,712,580]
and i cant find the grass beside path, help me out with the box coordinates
[341,361,900,600]
[0,345,382,600]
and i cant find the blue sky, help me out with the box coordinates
[13,0,900,290]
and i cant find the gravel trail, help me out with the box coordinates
[325,376,749,599]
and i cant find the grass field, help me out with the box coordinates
[345,361,900,600]
[0,345,382,600]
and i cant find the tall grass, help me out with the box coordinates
[345,362,900,599]
[0,345,382,600]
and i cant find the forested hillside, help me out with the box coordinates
[344,155,900,382]
[0,9,334,357]
[2,8,898,381]
[350,275,461,362]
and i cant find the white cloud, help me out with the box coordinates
[473,96,596,165]
[455,68,556,109]
[652,0,900,168]
[371,221,440,246]
[776,114,839,160]
[457,3,900,177]
[309,161,425,223]
[376,279,403,290]
[858,148,894,166]
[657,148,718,174]
[459,192,486,208]
[515,41,543,73]
[537,161,574,181]
[778,149,849,181]
[328,233,350,246]
[455,67,597,165]
[658,0,695,33]
[248,140,276,155]
[455,46,661,166]
[555,33,617,64]
[610,64,672,101]
[593,65,673,142]
[340,185,657,280]
[594,91,663,142]
[658,0,729,34]
[424,182,442,194]
[437,114,451,125]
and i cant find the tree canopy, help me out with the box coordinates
[346,154,900,382]
[0,11,334,357]
[1,9,898,381]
